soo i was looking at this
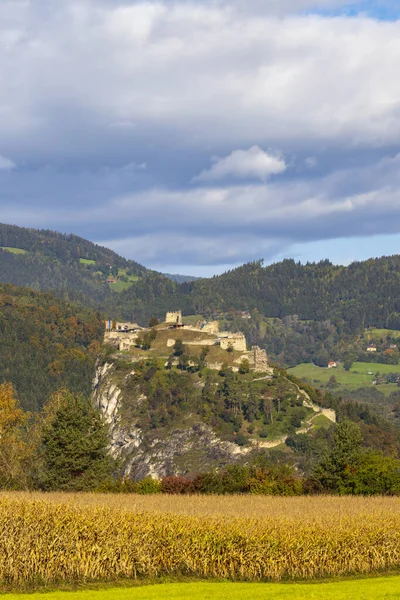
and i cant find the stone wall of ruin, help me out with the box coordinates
[165,311,182,324]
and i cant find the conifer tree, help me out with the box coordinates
[40,389,114,491]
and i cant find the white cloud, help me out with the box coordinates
[1,2,400,155]
[0,155,16,170]
[193,146,286,182]
[0,1,400,270]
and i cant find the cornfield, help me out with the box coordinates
[0,494,399,585]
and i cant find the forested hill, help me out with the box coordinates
[130,257,400,334]
[0,223,159,308]
[0,283,104,412]
[3,222,400,334]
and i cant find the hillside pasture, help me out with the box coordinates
[288,362,400,396]
[0,246,28,255]
[367,328,400,340]
[109,280,134,292]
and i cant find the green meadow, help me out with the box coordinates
[288,361,400,395]
[0,246,28,255]
[79,258,96,265]
[5,578,400,600]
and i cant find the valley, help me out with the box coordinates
[1,223,400,593]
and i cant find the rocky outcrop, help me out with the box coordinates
[92,363,249,480]
[93,362,143,468]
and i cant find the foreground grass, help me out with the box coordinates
[5,578,400,599]
[0,495,399,586]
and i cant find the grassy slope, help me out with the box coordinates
[0,246,28,255]
[6,578,400,599]
[368,328,400,340]
[288,362,400,396]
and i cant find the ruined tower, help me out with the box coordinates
[165,311,182,326]
[252,346,269,372]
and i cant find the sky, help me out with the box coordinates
[1,1,400,276]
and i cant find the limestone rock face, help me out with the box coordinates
[93,362,143,468]
[92,363,249,480]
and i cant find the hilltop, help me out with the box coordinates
[0,222,172,311]
[95,312,400,478]
[95,313,335,478]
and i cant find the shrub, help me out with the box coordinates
[161,476,194,494]
[134,477,162,494]
[235,432,249,446]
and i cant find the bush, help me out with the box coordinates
[247,466,304,496]
[235,432,249,446]
[134,477,162,494]
[161,476,194,494]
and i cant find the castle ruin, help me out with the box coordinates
[104,311,271,373]
[165,311,182,326]
[199,320,219,334]
[219,333,247,353]
[252,346,269,372]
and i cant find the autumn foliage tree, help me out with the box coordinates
[0,382,31,489]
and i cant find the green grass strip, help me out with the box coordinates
[5,578,400,599]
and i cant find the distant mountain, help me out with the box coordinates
[4,223,400,343]
[0,223,172,317]
[143,257,400,334]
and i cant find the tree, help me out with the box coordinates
[198,348,209,370]
[178,352,189,371]
[327,375,338,389]
[0,382,31,489]
[148,316,159,328]
[239,359,250,374]
[136,328,157,350]
[311,420,363,494]
[174,339,185,357]
[40,390,114,491]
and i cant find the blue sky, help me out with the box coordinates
[317,1,400,19]
[0,0,400,276]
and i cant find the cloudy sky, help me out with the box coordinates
[1,0,400,275]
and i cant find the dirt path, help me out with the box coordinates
[251,379,336,449]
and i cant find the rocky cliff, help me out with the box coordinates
[92,362,249,480]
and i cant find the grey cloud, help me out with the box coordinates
[0,0,400,270]
[3,152,400,267]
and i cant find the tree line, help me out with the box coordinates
[3,376,399,496]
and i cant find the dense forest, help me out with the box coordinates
[5,222,400,374]
[138,257,400,332]
[0,223,158,309]
[4,223,400,338]
[0,284,104,412]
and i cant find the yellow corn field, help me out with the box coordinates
[0,494,399,585]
